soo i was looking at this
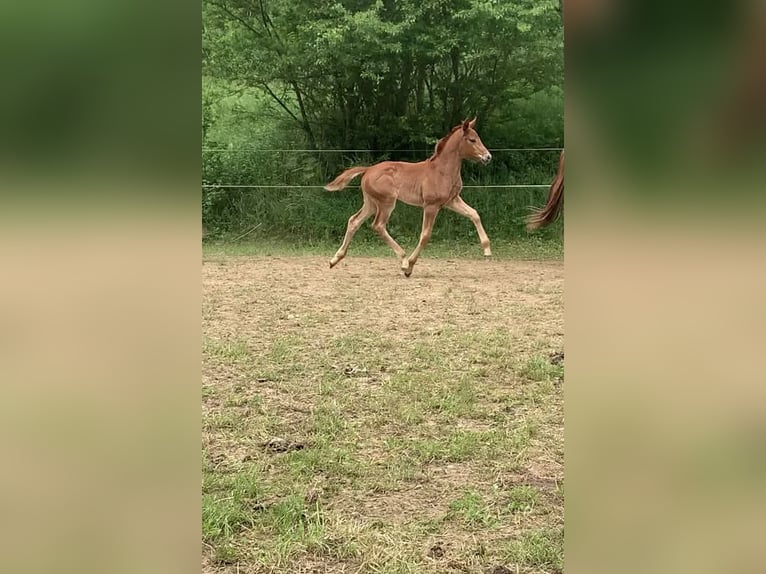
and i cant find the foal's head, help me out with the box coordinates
[457,117,492,165]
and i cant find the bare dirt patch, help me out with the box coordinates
[203,256,562,350]
[203,255,563,573]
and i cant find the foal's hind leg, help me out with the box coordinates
[330,201,375,268]
[402,205,439,277]
[371,201,407,263]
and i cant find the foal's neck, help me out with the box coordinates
[432,132,463,173]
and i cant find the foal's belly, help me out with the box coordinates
[396,188,424,207]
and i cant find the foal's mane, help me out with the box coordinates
[428,124,463,161]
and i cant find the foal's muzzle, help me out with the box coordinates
[480,152,492,165]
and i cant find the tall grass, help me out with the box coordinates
[202,149,562,243]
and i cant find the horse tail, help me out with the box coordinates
[526,150,564,231]
[324,166,368,191]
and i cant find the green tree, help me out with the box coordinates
[203,0,563,150]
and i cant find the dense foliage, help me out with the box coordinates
[203,0,563,242]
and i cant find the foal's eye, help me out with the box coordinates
[468,138,476,143]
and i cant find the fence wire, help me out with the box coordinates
[202,147,563,153]
[203,147,560,189]
[203,184,550,189]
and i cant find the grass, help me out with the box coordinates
[504,528,564,573]
[448,490,498,528]
[521,356,564,383]
[202,175,564,250]
[202,235,562,260]
[202,336,250,362]
[507,485,540,514]
[202,249,563,573]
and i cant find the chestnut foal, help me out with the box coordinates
[324,117,492,276]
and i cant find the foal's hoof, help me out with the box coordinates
[401,259,413,277]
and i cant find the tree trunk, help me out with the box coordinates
[416,61,425,113]
[398,55,413,116]
[450,48,462,123]
[291,81,316,150]
[426,65,435,112]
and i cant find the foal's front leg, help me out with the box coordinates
[402,205,440,277]
[444,196,492,257]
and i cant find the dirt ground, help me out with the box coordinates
[202,255,564,574]
[203,256,563,339]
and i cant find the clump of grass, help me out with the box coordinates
[203,495,253,542]
[203,336,250,362]
[387,429,503,464]
[504,527,564,572]
[264,495,325,541]
[448,489,498,527]
[425,380,478,418]
[269,334,303,363]
[506,485,539,514]
[204,411,243,432]
[521,355,564,382]
[284,445,365,483]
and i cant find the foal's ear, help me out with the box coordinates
[468,117,477,129]
[462,118,470,132]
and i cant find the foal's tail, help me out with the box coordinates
[526,150,564,231]
[324,166,368,191]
